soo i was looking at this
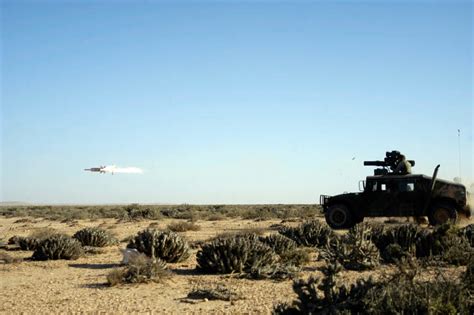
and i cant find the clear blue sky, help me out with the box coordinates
[1,0,472,204]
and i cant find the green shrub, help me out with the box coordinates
[127,229,190,263]
[274,261,376,314]
[459,224,474,247]
[196,234,278,275]
[416,223,473,265]
[107,254,170,286]
[32,235,83,260]
[18,237,42,251]
[278,248,311,267]
[320,223,380,270]
[278,220,335,248]
[363,258,472,314]
[375,224,422,262]
[123,204,160,221]
[275,258,473,315]
[73,227,117,247]
[259,234,298,255]
[13,228,59,251]
[463,256,474,291]
[7,236,21,245]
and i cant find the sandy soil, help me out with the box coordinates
[0,216,470,314]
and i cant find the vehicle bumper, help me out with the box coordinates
[320,195,330,207]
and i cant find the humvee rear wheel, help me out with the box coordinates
[428,203,458,226]
[325,204,354,229]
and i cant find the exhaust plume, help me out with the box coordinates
[111,167,143,174]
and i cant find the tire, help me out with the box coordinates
[325,204,354,229]
[428,203,458,226]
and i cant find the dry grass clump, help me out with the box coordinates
[167,221,201,232]
[127,229,190,263]
[186,284,243,301]
[31,234,83,260]
[278,220,335,248]
[0,252,22,264]
[73,227,118,247]
[107,254,170,286]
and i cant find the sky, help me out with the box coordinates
[1,0,472,204]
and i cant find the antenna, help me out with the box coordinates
[458,129,462,181]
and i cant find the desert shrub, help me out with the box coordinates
[374,224,422,262]
[32,235,83,260]
[416,223,473,265]
[14,228,59,251]
[8,236,21,245]
[274,261,377,314]
[187,284,242,301]
[278,248,311,267]
[206,213,226,221]
[249,263,301,280]
[357,221,387,249]
[83,246,106,255]
[107,254,170,286]
[363,258,472,314]
[18,237,42,250]
[73,227,117,247]
[381,243,412,263]
[463,257,474,291]
[259,234,298,255]
[259,234,311,266]
[196,234,279,275]
[459,223,474,247]
[123,204,160,221]
[278,220,336,248]
[127,229,190,263]
[276,258,472,315]
[320,223,380,270]
[167,221,201,232]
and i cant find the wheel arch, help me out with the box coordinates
[427,197,460,214]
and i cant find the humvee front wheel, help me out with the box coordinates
[325,204,354,229]
[428,203,458,226]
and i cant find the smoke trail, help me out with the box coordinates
[112,167,143,174]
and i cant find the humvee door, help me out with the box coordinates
[363,179,398,216]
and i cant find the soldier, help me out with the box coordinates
[393,154,412,175]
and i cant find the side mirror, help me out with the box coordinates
[359,180,366,191]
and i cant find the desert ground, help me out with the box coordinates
[0,206,472,314]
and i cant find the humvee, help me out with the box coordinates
[320,152,471,229]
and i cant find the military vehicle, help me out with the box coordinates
[320,151,471,229]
